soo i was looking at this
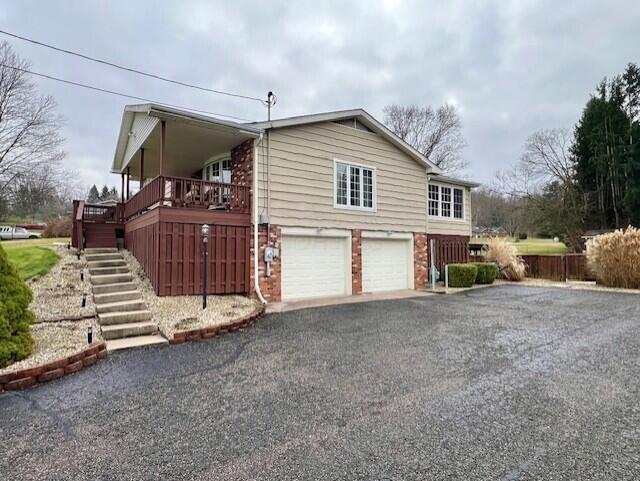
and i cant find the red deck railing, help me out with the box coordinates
[123,175,250,220]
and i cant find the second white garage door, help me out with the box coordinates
[281,235,349,301]
[362,237,412,293]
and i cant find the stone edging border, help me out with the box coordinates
[0,342,107,394]
[169,305,265,344]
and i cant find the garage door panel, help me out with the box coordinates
[282,235,348,301]
[362,238,411,293]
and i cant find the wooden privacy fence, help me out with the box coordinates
[521,254,594,282]
[126,219,251,296]
[468,253,594,282]
[429,236,469,276]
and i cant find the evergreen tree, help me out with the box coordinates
[100,185,110,200]
[573,69,640,230]
[0,245,35,368]
[87,185,100,203]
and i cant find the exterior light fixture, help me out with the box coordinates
[87,326,93,344]
[81,294,86,307]
[202,224,210,309]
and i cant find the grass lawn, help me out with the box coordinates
[511,238,569,255]
[476,237,569,255]
[2,241,64,280]
[0,237,69,250]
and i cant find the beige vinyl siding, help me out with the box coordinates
[426,185,472,236]
[258,121,428,232]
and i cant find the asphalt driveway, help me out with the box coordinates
[1,285,639,480]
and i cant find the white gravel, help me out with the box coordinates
[519,277,640,294]
[0,319,102,375]
[28,246,95,322]
[122,250,260,338]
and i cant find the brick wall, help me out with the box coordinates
[250,224,282,302]
[414,233,428,289]
[230,139,253,188]
[351,229,362,294]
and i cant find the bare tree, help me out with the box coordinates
[0,41,64,196]
[494,128,585,250]
[383,104,467,174]
[521,128,575,188]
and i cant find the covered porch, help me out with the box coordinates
[113,104,261,219]
[72,105,262,297]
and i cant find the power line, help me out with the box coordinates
[0,63,255,122]
[0,29,265,103]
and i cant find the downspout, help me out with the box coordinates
[253,133,267,304]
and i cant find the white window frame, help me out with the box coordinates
[202,155,231,184]
[333,159,377,212]
[428,182,466,222]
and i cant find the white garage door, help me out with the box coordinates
[281,235,349,301]
[362,238,411,293]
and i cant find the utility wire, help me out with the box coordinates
[0,29,265,103]
[0,63,255,122]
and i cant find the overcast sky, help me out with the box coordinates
[2,0,639,189]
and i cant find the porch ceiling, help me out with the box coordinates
[112,104,262,178]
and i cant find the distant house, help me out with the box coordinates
[473,226,508,238]
[582,229,616,241]
[72,105,479,302]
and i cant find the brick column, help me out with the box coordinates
[351,229,362,295]
[250,224,282,302]
[414,233,428,289]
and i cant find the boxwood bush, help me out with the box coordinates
[447,263,478,287]
[472,262,498,284]
[0,245,35,368]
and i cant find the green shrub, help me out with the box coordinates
[0,245,35,368]
[472,262,498,284]
[447,263,478,287]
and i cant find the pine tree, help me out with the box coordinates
[87,185,100,203]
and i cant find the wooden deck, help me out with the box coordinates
[73,175,252,296]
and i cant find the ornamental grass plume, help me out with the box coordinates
[484,237,526,281]
[586,226,640,289]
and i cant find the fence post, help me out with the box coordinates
[445,264,449,294]
[561,255,567,282]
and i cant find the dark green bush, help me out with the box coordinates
[0,245,35,368]
[447,263,478,287]
[472,262,498,284]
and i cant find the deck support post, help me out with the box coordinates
[126,166,130,200]
[120,173,125,203]
[160,121,166,176]
[140,148,145,189]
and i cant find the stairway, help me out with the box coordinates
[86,248,168,352]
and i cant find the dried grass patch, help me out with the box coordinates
[587,226,640,289]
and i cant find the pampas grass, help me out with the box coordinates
[587,226,640,289]
[484,237,526,281]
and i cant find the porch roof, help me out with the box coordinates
[111,104,262,177]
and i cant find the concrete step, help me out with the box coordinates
[87,259,127,268]
[86,253,123,262]
[88,266,130,275]
[85,248,118,254]
[94,290,141,304]
[98,309,152,325]
[92,282,138,295]
[106,335,168,352]
[96,299,146,314]
[90,273,133,285]
[101,321,158,340]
